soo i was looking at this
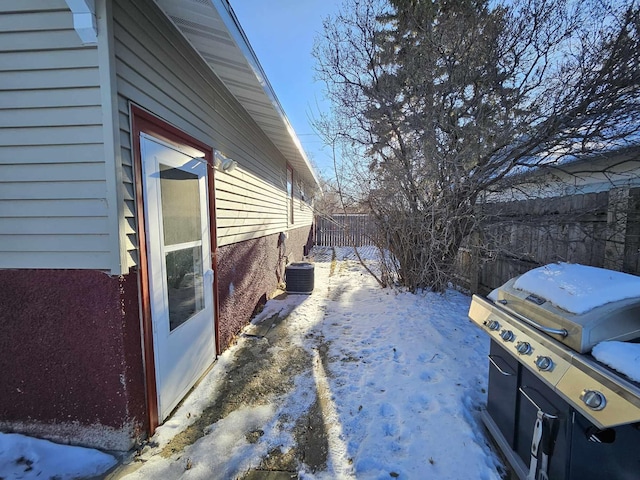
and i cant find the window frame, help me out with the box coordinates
[287,165,294,225]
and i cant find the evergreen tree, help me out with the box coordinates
[314,0,640,291]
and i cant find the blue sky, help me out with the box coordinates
[230,0,341,179]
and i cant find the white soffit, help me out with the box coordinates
[153,0,320,187]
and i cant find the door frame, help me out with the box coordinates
[131,104,220,434]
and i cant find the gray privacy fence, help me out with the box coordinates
[456,187,640,294]
[314,214,375,247]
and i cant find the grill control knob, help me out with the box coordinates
[581,390,607,411]
[500,329,515,342]
[485,320,501,331]
[535,356,554,372]
[516,341,532,355]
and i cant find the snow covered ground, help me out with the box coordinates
[0,432,117,479]
[0,246,503,480]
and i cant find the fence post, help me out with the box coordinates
[470,230,480,293]
[604,187,630,271]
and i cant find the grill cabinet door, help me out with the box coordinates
[517,368,570,480]
[487,340,520,448]
[569,412,640,480]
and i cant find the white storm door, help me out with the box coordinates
[141,134,216,421]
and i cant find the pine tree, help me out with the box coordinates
[314,0,640,291]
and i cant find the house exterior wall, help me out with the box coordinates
[0,268,146,450]
[0,0,315,274]
[0,0,317,450]
[115,0,316,354]
[0,0,145,451]
[217,225,313,350]
[292,169,315,227]
[0,0,315,273]
[0,1,124,271]
[113,0,314,261]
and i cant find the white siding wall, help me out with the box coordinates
[294,175,315,226]
[113,0,312,262]
[0,2,112,269]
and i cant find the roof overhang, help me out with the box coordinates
[153,0,320,189]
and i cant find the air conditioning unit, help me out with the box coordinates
[285,262,314,294]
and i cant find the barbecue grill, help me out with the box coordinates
[468,264,640,480]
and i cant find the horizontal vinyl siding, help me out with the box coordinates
[0,2,108,270]
[0,217,109,234]
[295,197,315,226]
[216,168,288,244]
[113,0,293,257]
[291,172,314,228]
[0,88,101,110]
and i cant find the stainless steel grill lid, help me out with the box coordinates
[494,276,640,353]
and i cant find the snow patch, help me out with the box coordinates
[592,341,640,383]
[0,433,116,480]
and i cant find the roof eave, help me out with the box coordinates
[153,0,320,189]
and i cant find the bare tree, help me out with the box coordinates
[313,0,640,292]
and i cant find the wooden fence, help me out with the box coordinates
[456,187,640,294]
[314,214,374,247]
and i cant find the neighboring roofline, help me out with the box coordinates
[497,143,640,182]
[516,144,640,183]
[483,144,640,199]
[546,143,640,170]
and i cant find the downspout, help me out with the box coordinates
[64,0,98,45]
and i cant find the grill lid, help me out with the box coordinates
[512,263,640,314]
[494,264,640,353]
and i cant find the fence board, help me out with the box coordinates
[624,189,640,273]
[314,214,374,247]
[456,189,639,294]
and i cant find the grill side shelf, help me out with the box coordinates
[555,366,640,429]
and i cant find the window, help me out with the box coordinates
[287,165,294,224]
[299,180,305,205]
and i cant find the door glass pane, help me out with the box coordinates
[160,163,202,246]
[166,246,204,330]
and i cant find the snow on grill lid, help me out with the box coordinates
[513,263,640,315]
